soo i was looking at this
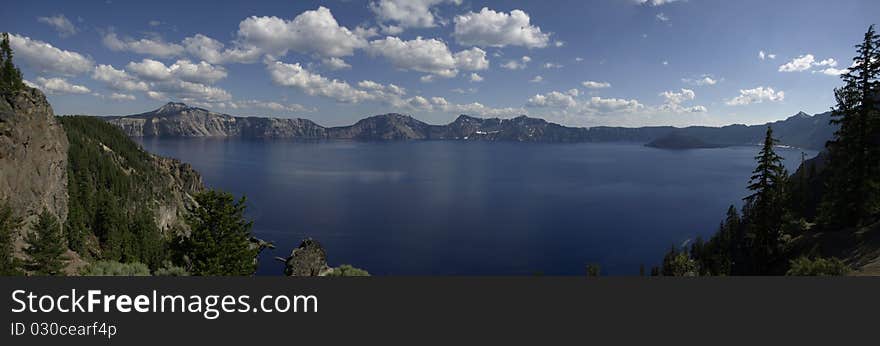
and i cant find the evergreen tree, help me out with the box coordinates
[821,25,880,227]
[0,201,22,276]
[0,32,25,93]
[178,190,258,276]
[743,126,789,274]
[25,211,68,276]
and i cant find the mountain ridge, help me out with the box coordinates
[104,102,837,150]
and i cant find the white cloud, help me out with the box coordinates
[109,93,136,101]
[527,90,576,108]
[153,80,232,102]
[37,14,78,38]
[656,13,669,22]
[779,54,840,73]
[778,54,815,72]
[222,99,314,113]
[453,47,489,71]
[585,96,645,113]
[543,62,563,69]
[451,87,477,94]
[126,59,227,84]
[182,34,261,64]
[369,0,462,30]
[658,88,706,113]
[236,6,367,58]
[726,86,784,106]
[469,72,484,82]
[529,75,543,83]
[91,64,149,92]
[501,55,530,70]
[322,57,352,70]
[554,40,565,47]
[681,75,718,86]
[9,34,94,75]
[758,50,776,60]
[815,67,848,76]
[453,8,550,48]
[29,77,91,94]
[367,36,457,77]
[636,0,681,6]
[367,36,486,77]
[582,81,611,89]
[266,60,373,103]
[103,32,185,57]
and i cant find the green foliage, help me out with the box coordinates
[0,32,26,93]
[177,190,258,276]
[786,257,850,276]
[25,211,67,276]
[154,261,190,276]
[0,201,23,276]
[327,264,370,277]
[820,25,880,228]
[661,246,697,276]
[586,263,601,277]
[60,116,172,269]
[82,261,150,276]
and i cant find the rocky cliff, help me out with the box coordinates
[0,87,68,247]
[106,102,838,149]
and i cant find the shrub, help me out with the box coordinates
[82,261,150,276]
[786,256,850,276]
[327,264,370,277]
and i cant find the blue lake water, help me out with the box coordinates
[137,139,814,275]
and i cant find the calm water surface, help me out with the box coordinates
[137,139,813,275]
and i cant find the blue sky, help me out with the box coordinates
[3,0,878,127]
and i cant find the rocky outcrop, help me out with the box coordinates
[0,87,68,241]
[105,102,838,149]
[276,238,331,276]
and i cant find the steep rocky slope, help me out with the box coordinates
[0,87,68,249]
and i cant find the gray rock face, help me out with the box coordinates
[0,87,69,238]
[277,238,330,277]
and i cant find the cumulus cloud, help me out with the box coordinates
[453,47,489,71]
[367,37,487,77]
[726,86,784,106]
[126,58,228,84]
[636,0,681,6]
[182,34,261,64]
[9,34,94,75]
[220,100,314,113]
[37,14,78,38]
[92,64,150,92]
[759,50,776,60]
[453,8,550,48]
[369,0,462,30]
[322,57,352,70]
[582,81,611,89]
[103,32,185,57]
[527,90,577,108]
[501,56,530,70]
[236,6,368,58]
[656,13,669,22]
[543,62,563,69]
[267,60,373,103]
[658,88,706,113]
[109,93,136,101]
[28,77,91,94]
[681,75,718,86]
[469,72,484,82]
[529,75,543,83]
[778,54,840,74]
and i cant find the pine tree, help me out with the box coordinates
[0,201,23,276]
[178,190,258,276]
[743,126,789,274]
[0,32,25,93]
[25,211,68,276]
[821,25,880,228]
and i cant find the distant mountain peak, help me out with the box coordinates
[788,111,811,120]
[155,102,196,114]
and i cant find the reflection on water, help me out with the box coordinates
[138,138,815,275]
